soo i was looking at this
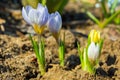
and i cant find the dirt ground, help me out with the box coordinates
[0,0,120,80]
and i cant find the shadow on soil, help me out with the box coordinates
[66,54,80,70]
[96,54,117,78]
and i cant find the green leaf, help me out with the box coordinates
[110,0,118,14]
[39,39,45,66]
[29,34,45,75]
[46,0,68,13]
[101,10,120,28]
[99,39,104,54]
[29,34,39,59]
[83,48,96,74]
[41,0,46,6]
[86,11,100,25]
[87,34,91,48]
[100,0,109,18]
[77,42,83,63]
[114,17,120,24]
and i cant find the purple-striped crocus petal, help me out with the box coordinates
[28,9,39,24]
[54,12,62,30]
[37,3,45,13]
[47,11,62,33]
[22,7,32,25]
[25,5,32,15]
[38,6,49,26]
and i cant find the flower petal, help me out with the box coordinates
[28,9,39,24]
[38,6,49,26]
[54,12,62,30]
[94,43,100,59]
[37,3,45,12]
[48,17,57,32]
[25,6,32,15]
[47,11,62,33]
[88,42,100,61]
[22,7,32,25]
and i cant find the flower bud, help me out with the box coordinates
[47,11,62,40]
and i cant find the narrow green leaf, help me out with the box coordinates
[29,34,39,59]
[86,11,100,25]
[101,10,120,28]
[110,0,118,14]
[99,39,104,54]
[77,42,83,63]
[29,34,45,75]
[58,0,68,13]
[87,34,91,48]
[38,39,45,68]
[100,0,108,17]
[83,48,96,74]
[41,39,45,66]
[114,17,120,24]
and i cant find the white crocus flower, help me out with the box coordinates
[88,42,100,61]
[78,29,103,74]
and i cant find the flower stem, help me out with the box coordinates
[38,34,45,75]
[38,62,45,75]
[59,39,65,66]
[58,32,65,67]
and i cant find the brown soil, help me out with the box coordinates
[0,0,120,80]
[0,26,120,80]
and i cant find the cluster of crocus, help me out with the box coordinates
[22,3,64,75]
[22,2,104,76]
[78,29,103,74]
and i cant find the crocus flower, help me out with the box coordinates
[88,30,101,64]
[78,29,103,74]
[22,3,49,34]
[47,11,62,40]
[88,42,100,61]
